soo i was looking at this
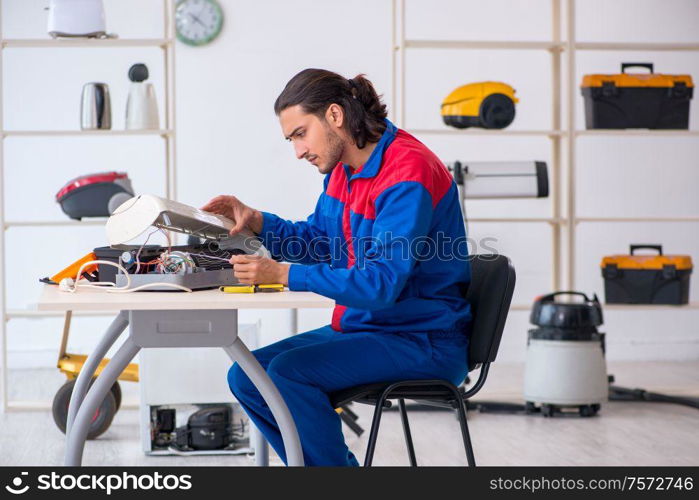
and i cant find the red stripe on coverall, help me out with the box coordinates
[331,197,357,331]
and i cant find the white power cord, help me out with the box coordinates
[60,259,192,293]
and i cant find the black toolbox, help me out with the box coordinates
[581,63,693,129]
[600,245,693,305]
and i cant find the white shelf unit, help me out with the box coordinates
[3,130,173,137]
[1,38,172,48]
[562,0,699,294]
[391,0,699,310]
[392,0,566,302]
[0,0,178,412]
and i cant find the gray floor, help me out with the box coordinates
[1,361,698,466]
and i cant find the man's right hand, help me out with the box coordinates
[201,195,264,236]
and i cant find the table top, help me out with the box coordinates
[35,285,335,312]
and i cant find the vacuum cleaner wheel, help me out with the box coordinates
[479,93,516,129]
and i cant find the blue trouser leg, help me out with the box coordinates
[228,326,339,465]
[228,325,469,466]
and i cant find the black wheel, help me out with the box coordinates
[579,405,594,417]
[479,93,516,129]
[524,401,537,414]
[541,404,555,418]
[591,403,601,414]
[110,381,122,412]
[52,379,117,440]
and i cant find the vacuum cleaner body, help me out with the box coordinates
[524,292,608,416]
[524,338,608,406]
[56,171,134,220]
[441,81,518,129]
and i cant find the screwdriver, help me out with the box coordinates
[220,284,285,293]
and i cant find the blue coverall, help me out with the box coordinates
[228,120,472,466]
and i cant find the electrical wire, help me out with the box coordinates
[159,227,172,253]
[159,251,196,274]
[189,252,232,263]
[64,259,192,293]
[107,281,193,293]
[134,228,160,274]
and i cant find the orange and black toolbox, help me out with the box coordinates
[600,245,693,305]
[581,63,693,129]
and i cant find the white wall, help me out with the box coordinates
[2,0,698,380]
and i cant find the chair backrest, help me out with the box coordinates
[465,254,516,367]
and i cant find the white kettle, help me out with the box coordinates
[47,0,106,39]
[125,64,160,130]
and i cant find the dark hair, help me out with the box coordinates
[274,68,387,149]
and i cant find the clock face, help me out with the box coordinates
[175,0,224,47]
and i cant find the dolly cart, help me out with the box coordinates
[51,311,139,439]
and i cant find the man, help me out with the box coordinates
[202,68,471,466]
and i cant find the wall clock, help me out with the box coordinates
[175,0,224,47]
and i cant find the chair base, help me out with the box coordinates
[331,378,478,467]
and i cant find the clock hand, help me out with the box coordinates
[189,13,206,27]
[193,3,209,24]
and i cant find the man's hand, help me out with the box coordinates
[201,195,264,236]
[230,255,290,285]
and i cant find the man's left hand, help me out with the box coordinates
[230,255,290,286]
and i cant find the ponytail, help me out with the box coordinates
[274,69,387,149]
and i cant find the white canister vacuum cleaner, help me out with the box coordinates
[465,289,698,417]
[523,291,609,417]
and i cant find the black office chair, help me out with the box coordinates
[329,254,516,466]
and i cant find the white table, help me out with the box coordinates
[36,285,334,467]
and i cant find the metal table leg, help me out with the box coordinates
[65,338,141,466]
[223,337,304,466]
[66,311,129,438]
[250,424,269,466]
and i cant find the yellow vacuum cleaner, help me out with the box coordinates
[441,81,518,129]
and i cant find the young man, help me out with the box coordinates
[202,68,471,466]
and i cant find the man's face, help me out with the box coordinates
[279,104,345,175]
